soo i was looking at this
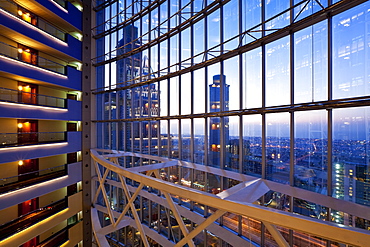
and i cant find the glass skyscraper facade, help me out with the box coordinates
[91,0,370,246]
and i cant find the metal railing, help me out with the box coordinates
[0,131,66,147]
[36,229,68,247]
[0,164,67,194]
[0,198,68,241]
[0,87,66,108]
[52,0,67,8]
[0,0,66,40]
[0,41,66,74]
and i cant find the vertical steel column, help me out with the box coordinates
[82,1,92,246]
[261,1,266,246]
[289,1,295,245]
[327,5,333,247]
[237,0,244,235]
[220,1,225,173]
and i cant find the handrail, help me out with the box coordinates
[0,0,66,40]
[0,131,67,147]
[0,164,67,187]
[91,149,370,247]
[0,198,68,241]
[51,0,67,9]
[0,41,66,74]
[0,87,66,108]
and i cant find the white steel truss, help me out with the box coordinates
[91,149,370,247]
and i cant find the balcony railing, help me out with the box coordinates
[0,87,66,108]
[36,229,68,247]
[52,0,67,9]
[0,198,67,241]
[0,131,66,147]
[0,164,67,194]
[0,41,66,74]
[0,0,66,40]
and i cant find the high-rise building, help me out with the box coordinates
[1,1,370,247]
[209,74,229,168]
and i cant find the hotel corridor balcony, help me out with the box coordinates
[0,192,82,247]
[0,41,81,90]
[0,131,81,164]
[0,164,68,195]
[20,0,83,31]
[0,87,81,121]
[0,161,81,210]
[0,0,82,60]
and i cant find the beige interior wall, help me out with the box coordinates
[0,118,18,133]
[39,154,66,170]
[39,86,66,99]
[0,77,17,90]
[0,35,17,47]
[39,220,67,242]
[38,52,66,66]
[0,161,18,179]
[39,187,67,207]
[0,205,17,225]
[38,120,66,132]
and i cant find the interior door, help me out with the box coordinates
[18,158,39,181]
[18,120,38,145]
[18,82,38,104]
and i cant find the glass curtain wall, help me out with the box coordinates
[93,0,370,245]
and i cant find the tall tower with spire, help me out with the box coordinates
[209,74,229,168]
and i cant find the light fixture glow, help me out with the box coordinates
[17,10,23,16]
[18,48,23,53]
[18,85,23,91]
[0,101,68,111]
[18,160,23,166]
[18,123,23,128]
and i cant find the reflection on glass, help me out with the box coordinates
[194,118,205,165]
[333,3,370,99]
[242,115,262,177]
[266,113,290,183]
[333,107,370,225]
[181,119,191,161]
[266,37,290,107]
[294,110,327,193]
[243,48,262,109]
[225,116,239,172]
[294,21,327,103]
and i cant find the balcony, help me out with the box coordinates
[0,192,82,246]
[0,87,81,120]
[0,132,81,164]
[0,131,67,148]
[0,42,81,90]
[0,164,67,195]
[31,0,82,31]
[36,228,68,247]
[0,198,67,241]
[0,41,65,74]
[0,87,65,107]
[0,0,82,60]
[0,162,81,210]
[0,0,65,40]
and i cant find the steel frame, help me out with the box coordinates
[91,149,370,247]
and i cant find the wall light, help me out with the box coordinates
[18,85,23,91]
[18,48,23,53]
[17,10,22,16]
[18,160,23,166]
[18,123,23,128]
